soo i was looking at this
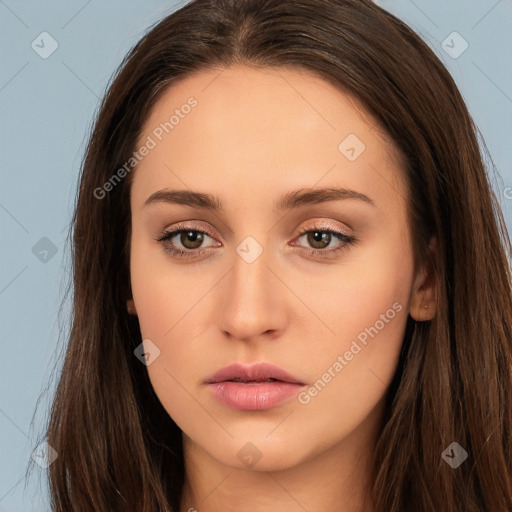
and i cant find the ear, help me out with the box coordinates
[409,236,437,322]
[126,298,138,316]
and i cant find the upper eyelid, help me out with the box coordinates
[160,223,352,247]
[163,218,351,237]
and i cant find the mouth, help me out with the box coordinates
[204,362,305,411]
[227,377,279,383]
[204,362,304,385]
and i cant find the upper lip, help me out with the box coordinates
[204,362,305,385]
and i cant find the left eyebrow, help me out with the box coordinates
[143,186,376,212]
[274,187,376,212]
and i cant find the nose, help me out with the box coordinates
[216,243,289,342]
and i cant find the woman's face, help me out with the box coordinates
[129,64,430,471]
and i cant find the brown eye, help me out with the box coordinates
[179,230,205,249]
[306,230,332,249]
[291,225,358,259]
[156,224,220,260]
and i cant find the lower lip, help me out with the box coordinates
[207,381,304,410]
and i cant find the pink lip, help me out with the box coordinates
[205,362,304,385]
[205,362,306,411]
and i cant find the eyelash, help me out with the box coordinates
[155,222,358,260]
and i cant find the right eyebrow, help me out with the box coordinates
[143,186,376,212]
[144,189,223,211]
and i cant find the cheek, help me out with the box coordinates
[291,293,408,450]
[129,239,218,427]
[130,285,206,432]
[129,230,198,339]
[289,244,412,424]
[288,237,412,352]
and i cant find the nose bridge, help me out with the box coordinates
[217,233,286,339]
[230,234,272,307]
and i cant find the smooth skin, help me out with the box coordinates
[127,64,436,512]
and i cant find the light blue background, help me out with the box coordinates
[1,1,511,510]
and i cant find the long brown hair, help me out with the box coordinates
[40,0,512,510]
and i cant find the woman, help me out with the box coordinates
[43,0,512,510]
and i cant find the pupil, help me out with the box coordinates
[182,231,203,248]
[310,230,329,248]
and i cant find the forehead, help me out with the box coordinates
[131,64,407,213]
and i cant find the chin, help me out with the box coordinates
[206,435,308,472]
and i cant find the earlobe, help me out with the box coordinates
[409,236,437,322]
[126,299,137,315]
